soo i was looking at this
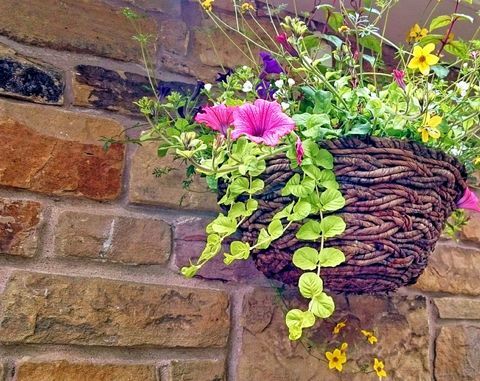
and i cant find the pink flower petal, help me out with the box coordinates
[457,188,480,212]
[296,136,304,165]
[231,99,295,146]
[195,104,236,135]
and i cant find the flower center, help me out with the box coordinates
[419,55,426,63]
[333,357,339,363]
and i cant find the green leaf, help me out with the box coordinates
[180,264,201,278]
[281,174,316,198]
[299,272,323,298]
[327,12,344,31]
[207,215,237,235]
[319,189,346,211]
[198,233,222,262]
[296,220,322,241]
[292,247,319,270]
[289,200,312,222]
[318,247,346,267]
[249,179,264,194]
[256,228,272,249]
[285,309,316,340]
[322,34,343,48]
[453,13,474,23]
[246,199,258,215]
[229,177,250,196]
[302,165,322,180]
[319,215,346,238]
[309,292,335,318]
[302,141,334,169]
[419,34,443,45]
[302,35,320,51]
[431,65,449,79]
[429,15,451,31]
[358,35,381,53]
[229,202,247,219]
[273,202,294,220]
[445,40,469,59]
[268,219,283,240]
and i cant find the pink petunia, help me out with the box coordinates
[231,99,296,146]
[392,69,406,90]
[296,136,304,165]
[457,188,480,212]
[195,104,236,135]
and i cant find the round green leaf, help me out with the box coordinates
[309,292,335,318]
[268,219,283,239]
[319,215,346,238]
[292,247,319,270]
[318,247,346,267]
[289,200,312,222]
[296,220,322,241]
[285,309,316,329]
[319,189,345,211]
[299,272,323,298]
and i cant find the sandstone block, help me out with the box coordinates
[433,297,480,320]
[169,359,226,381]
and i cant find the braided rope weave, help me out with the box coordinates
[228,137,467,294]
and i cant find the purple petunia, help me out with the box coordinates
[231,99,295,146]
[259,52,284,79]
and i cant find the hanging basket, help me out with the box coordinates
[222,137,467,294]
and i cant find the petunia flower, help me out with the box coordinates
[256,80,276,100]
[418,113,442,143]
[296,136,304,166]
[392,69,406,90]
[408,43,439,75]
[259,51,284,78]
[231,99,296,146]
[325,348,347,372]
[215,68,234,83]
[275,32,299,57]
[373,358,387,380]
[457,188,480,212]
[195,104,236,135]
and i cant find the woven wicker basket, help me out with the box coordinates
[224,137,467,294]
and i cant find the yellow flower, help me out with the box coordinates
[406,23,428,43]
[338,25,350,33]
[325,348,347,372]
[361,329,378,345]
[201,0,214,12]
[418,113,442,143]
[340,342,348,353]
[474,157,480,165]
[333,321,347,335]
[407,43,439,75]
[373,358,388,380]
[240,2,255,12]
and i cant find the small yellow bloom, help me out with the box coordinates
[406,23,428,43]
[373,358,388,380]
[240,2,255,12]
[418,113,442,143]
[361,329,378,345]
[338,25,350,33]
[333,321,347,335]
[474,157,480,165]
[201,0,214,12]
[407,43,439,75]
[340,342,348,353]
[325,348,347,372]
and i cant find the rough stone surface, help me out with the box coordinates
[169,359,226,381]
[0,198,43,258]
[55,211,171,265]
[0,99,124,201]
[0,271,230,348]
[124,0,181,15]
[415,244,480,296]
[433,297,480,320]
[15,360,157,381]
[174,217,263,283]
[435,325,480,381]
[0,0,156,62]
[160,20,190,56]
[73,65,195,115]
[0,363,4,381]
[129,143,218,211]
[461,210,480,244]
[0,44,64,105]
[237,289,429,380]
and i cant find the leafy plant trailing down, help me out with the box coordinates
[113,0,480,377]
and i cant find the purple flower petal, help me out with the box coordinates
[259,52,284,76]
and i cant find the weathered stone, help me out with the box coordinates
[129,143,218,211]
[0,363,4,381]
[160,20,190,56]
[0,198,43,258]
[73,65,195,115]
[124,0,181,15]
[460,210,480,244]
[414,244,480,296]
[435,325,480,381]
[174,217,263,283]
[15,360,157,381]
[0,0,156,62]
[0,271,230,347]
[160,53,218,82]
[433,297,480,320]
[169,359,226,381]
[0,44,64,105]
[55,211,171,265]
[237,289,429,380]
[0,99,124,201]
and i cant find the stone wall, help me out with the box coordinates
[0,1,479,380]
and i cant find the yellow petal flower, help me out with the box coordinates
[325,348,347,372]
[374,358,388,380]
[361,329,378,344]
[201,0,214,12]
[427,115,442,128]
[333,321,347,335]
[408,43,439,75]
[240,2,255,12]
